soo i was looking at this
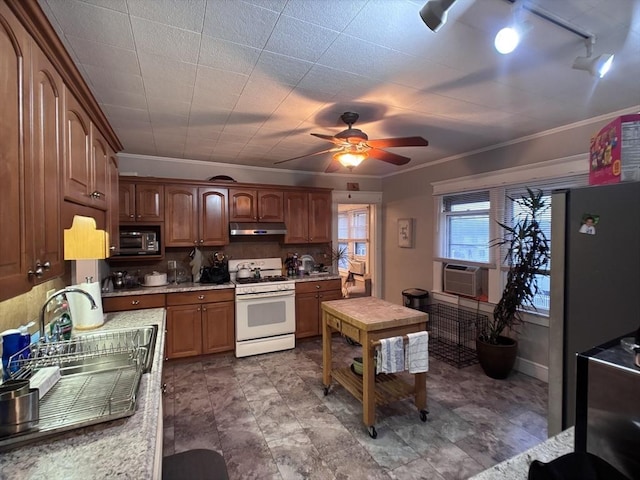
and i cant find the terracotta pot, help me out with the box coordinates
[476,336,518,379]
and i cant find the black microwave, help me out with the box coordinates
[119,230,159,255]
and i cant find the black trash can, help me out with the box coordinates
[402,288,429,311]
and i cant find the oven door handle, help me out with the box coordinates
[236,290,295,300]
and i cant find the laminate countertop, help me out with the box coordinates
[0,308,166,480]
[470,427,575,480]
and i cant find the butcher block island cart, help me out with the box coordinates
[321,297,429,438]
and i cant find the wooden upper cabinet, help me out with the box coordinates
[284,190,332,244]
[90,125,109,210]
[164,185,198,247]
[62,89,92,206]
[200,187,229,245]
[308,191,332,243]
[0,4,31,300]
[28,45,64,282]
[119,181,164,223]
[107,154,119,254]
[229,188,283,222]
[283,191,309,244]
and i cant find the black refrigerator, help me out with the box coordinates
[548,180,640,435]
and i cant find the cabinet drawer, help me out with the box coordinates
[296,278,342,294]
[325,315,341,331]
[340,322,360,344]
[166,289,235,306]
[102,294,165,312]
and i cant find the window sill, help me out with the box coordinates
[434,258,496,269]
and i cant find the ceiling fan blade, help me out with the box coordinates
[274,147,340,164]
[366,136,429,149]
[311,133,344,145]
[324,158,342,173]
[368,148,411,166]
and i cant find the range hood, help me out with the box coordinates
[229,222,287,236]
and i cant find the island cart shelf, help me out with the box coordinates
[321,297,429,438]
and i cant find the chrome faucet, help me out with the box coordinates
[39,288,98,342]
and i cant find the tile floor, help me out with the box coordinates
[162,336,548,480]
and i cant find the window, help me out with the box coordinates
[338,207,369,271]
[442,191,490,263]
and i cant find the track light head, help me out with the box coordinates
[573,53,614,78]
[420,0,457,33]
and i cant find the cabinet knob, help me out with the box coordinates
[131,300,140,305]
[202,307,207,312]
[197,307,201,312]
[109,245,116,251]
[316,285,321,289]
[28,261,51,277]
[199,239,204,244]
[129,214,135,218]
[198,295,205,300]
[136,214,141,219]
[89,191,104,199]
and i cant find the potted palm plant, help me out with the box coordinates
[477,188,550,379]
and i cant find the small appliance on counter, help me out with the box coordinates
[118,229,159,255]
[575,330,640,479]
[199,251,230,284]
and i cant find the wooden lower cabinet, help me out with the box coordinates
[295,279,342,338]
[102,293,165,312]
[165,289,235,359]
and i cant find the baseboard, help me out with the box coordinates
[515,356,548,383]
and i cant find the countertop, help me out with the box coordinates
[0,308,166,479]
[470,427,575,480]
[321,296,428,331]
[102,274,342,297]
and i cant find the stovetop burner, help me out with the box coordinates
[235,275,289,284]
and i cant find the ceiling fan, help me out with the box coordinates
[274,112,429,173]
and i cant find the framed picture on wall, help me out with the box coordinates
[398,218,413,248]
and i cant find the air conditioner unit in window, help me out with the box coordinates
[443,264,481,297]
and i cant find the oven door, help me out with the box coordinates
[235,290,295,341]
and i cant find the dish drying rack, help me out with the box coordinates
[1,330,146,451]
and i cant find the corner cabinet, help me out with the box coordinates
[295,279,343,338]
[229,188,284,222]
[165,289,235,359]
[165,186,228,247]
[284,191,332,244]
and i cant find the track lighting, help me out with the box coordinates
[419,0,457,33]
[572,38,614,78]
[494,27,520,54]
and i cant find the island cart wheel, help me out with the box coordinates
[323,385,330,396]
[420,410,429,422]
[368,426,377,439]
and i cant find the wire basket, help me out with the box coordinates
[426,303,488,368]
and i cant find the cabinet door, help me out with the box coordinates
[295,292,320,338]
[165,185,198,246]
[28,45,64,283]
[0,5,30,300]
[166,304,203,359]
[90,125,108,210]
[229,188,257,222]
[308,192,332,243]
[136,183,164,222]
[202,301,235,354]
[119,181,135,222]
[106,155,119,254]
[258,190,284,222]
[200,187,228,246]
[62,89,91,205]
[283,191,309,244]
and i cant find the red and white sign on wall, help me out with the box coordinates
[589,114,640,185]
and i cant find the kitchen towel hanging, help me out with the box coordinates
[405,331,429,373]
[376,336,405,374]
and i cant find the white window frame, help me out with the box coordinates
[432,154,589,322]
[338,206,369,274]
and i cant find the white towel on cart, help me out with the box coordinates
[405,331,429,373]
[376,336,405,374]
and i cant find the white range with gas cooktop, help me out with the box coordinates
[228,258,296,358]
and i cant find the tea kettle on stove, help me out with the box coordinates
[236,263,252,279]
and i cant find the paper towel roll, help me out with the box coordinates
[67,281,104,330]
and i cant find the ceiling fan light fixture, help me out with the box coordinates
[334,151,368,170]
[419,0,457,33]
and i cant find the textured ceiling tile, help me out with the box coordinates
[145,80,195,104]
[203,0,279,48]
[127,0,206,32]
[199,36,261,75]
[241,0,288,13]
[265,16,339,62]
[101,104,150,123]
[147,96,192,117]
[97,88,148,110]
[78,0,128,13]
[130,16,201,63]
[45,0,134,49]
[65,35,140,75]
[194,65,248,96]
[138,52,197,86]
[282,0,367,31]
[187,125,223,141]
[82,64,145,95]
[249,52,313,87]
